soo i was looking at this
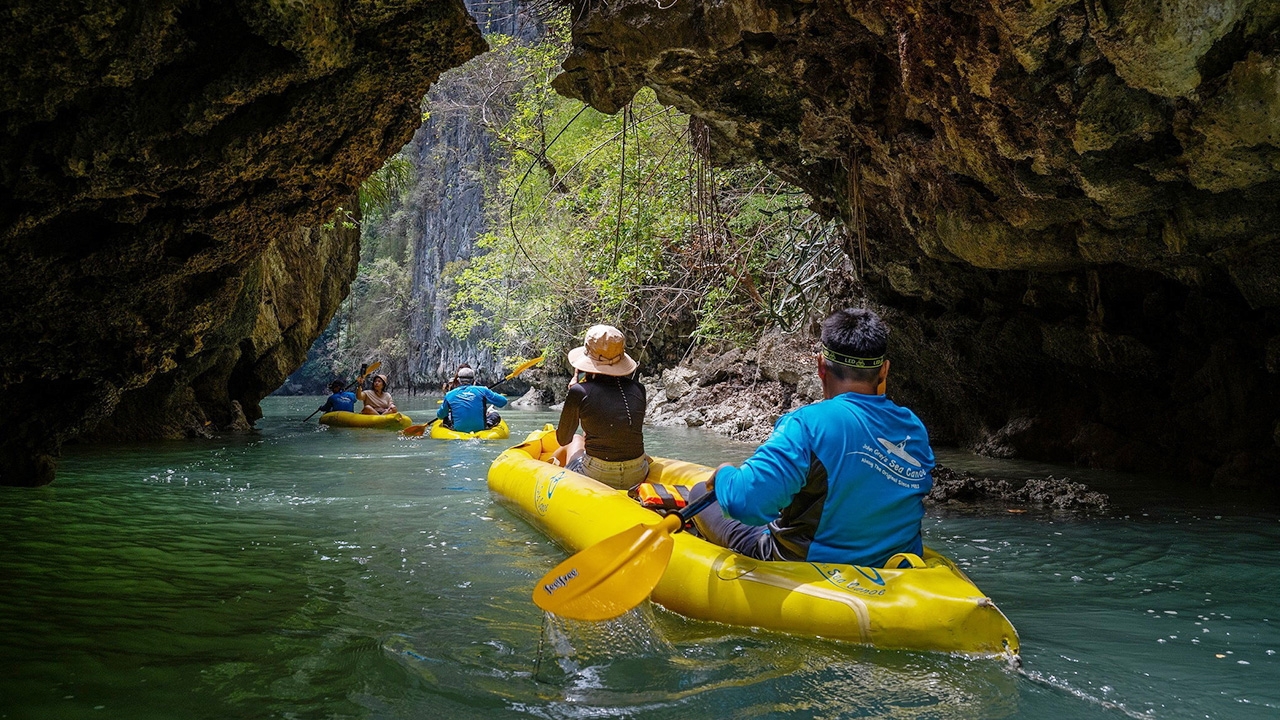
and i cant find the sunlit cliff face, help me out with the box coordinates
[553,0,1280,486]
[0,1,486,486]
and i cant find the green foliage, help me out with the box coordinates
[295,11,845,394]
[292,155,417,391]
[359,156,413,222]
[448,17,836,364]
[321,206,357,231]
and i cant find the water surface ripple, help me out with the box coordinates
[1,396,1276,719]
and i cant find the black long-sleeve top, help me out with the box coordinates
[556,375,647,462]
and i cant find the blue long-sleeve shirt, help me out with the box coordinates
[437,384,508,433]
[714,392,935,567]
[319,391,356,413]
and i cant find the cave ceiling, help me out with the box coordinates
[553,0,1280,485]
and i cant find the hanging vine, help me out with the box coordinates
[444,13,846,363]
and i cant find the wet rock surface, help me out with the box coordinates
[0,0,486,485]
[645,329,822,445]
[928,466,1111,513]
[645,329,1112,513]
[84,222,362,442]
[557,0,1280,488]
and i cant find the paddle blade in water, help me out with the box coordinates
[401,424,426,437]
[533,516,680,621]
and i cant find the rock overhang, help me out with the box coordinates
[0,0,488,485]
[552,0,1280,486]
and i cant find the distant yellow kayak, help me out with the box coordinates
[488,426,1019,657]
[319,411,413,430]
[405,419,510,440]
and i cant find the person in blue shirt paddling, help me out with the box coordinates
[687,307,935,568]
[437,366,508,432]
[317,380,356,414]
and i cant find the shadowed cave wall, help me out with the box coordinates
[552,0,1280,487]
[0,0,487,486]
[7,0,1280,490]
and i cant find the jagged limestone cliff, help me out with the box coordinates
[553,0,1280,486]
[404,0,541,386]
[0,1,486,485]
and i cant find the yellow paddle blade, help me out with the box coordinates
[361,361,382,380]
[504,355,545,381]
[534,514,683,621]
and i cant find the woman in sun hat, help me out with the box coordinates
[357,373,397,415]
[552,324,649,488]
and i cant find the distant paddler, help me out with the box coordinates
[403,356,545,437]
[303,361,377,422]
[317,380,356,414]
[437,366,507,433]
[357,373,397,415]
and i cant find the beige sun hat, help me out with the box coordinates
[567,324,638,376]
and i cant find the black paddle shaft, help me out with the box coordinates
[676,487,718,524]
[345,364,370,391]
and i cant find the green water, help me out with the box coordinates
[1,396,1277,719]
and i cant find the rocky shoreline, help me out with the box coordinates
[639,330,1111,513]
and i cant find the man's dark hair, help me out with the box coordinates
[821,308,889,383]
[329,380,346,392]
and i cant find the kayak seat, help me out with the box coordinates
[628,482,700,532]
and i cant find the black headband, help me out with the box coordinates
[822,345,884,369]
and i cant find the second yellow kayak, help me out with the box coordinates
[425,419,510,440]
[319,411,413,430]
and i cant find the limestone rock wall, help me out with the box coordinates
[396,0,541,387]
[402,89,507,385]
[0,1,486,485]
[88,220,362,441]
[645,329,824,443]
[554,0,1280,486]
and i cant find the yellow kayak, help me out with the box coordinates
[488,426,1019,657]
[412,419,510,440]
[319,411,413,430]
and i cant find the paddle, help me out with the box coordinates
[532,487,719,621]
[403,356,545,436]
[489,354,545,393]
[304,361,379,422]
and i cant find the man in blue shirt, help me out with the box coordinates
[317,380,356,414]
[689,308,935,568]
[437,367,508,433]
